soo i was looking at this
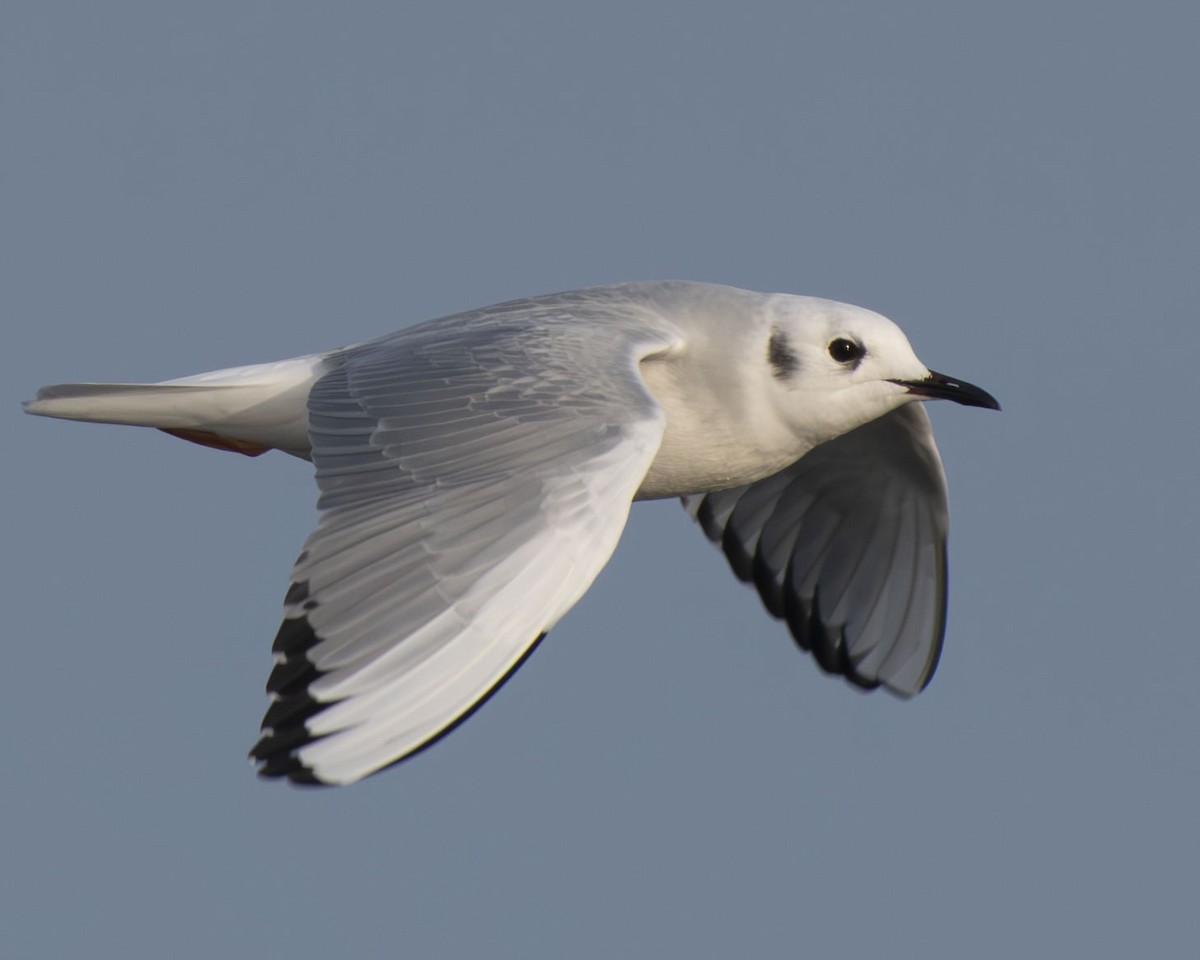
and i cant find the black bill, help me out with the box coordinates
[889,370,1001,410]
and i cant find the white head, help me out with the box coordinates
[759,294,998,448]
[631,283,998,498]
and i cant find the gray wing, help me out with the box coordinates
[683,404,949,696]
[252,307,676,785]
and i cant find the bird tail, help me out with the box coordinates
[23,355,328,458]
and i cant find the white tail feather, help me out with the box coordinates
[24,354,330,458]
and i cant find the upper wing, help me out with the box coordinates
[251,308,677,785]
[682,404,950,696]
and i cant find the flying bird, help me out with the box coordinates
[24,281,998,785]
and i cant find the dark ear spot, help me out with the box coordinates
[767,329,799,379]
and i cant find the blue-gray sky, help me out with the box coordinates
[4,3,1198,957]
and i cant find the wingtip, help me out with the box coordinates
[250,749,330,786]
[249,715,336,787]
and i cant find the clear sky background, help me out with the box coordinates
[4,3,1197,957]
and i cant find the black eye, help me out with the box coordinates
[828,338,864,364]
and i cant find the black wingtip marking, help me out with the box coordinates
[252,684,330,784]
[251,704,331,785]
[767,328,799,380]
[251,722,325,759]
[266,653,322,698]
[253,611,551,787]
[253,751,326,786]
[284,580,310,605]
[261,690,326,731]
[272,614,322,657]
[252,608,336,786]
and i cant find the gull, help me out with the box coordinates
[24,281,998,785]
